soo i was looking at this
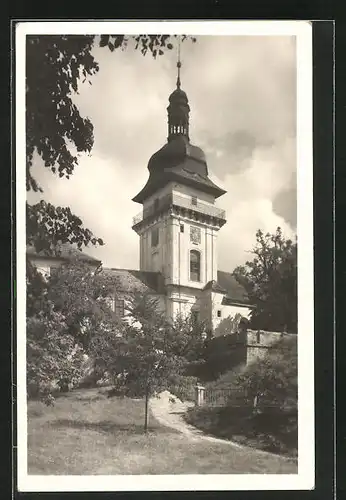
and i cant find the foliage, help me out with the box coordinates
[185,335,298,457]
[196,327,248,382]
[26,260,120,402]
[233,227,297,333]
[185,402,297,457]
[25,34,199,407]
[213,313,247,338]
[26,201,104,255]
[91,294,205,430]
[47,260,120,347]
[27,312,84,404]
[208,334,298,413]
[26,34,195,254]
[165,375,198,403]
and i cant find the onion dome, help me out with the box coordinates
[132,51,226,204]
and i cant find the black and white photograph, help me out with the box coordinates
[16,21,314,491]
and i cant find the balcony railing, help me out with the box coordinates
[132,193,226,227]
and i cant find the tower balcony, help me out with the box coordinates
[132,192,226,230]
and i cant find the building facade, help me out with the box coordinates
[130,61,254,331]
[27,61,254,336]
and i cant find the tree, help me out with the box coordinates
[91,294,205,432]
[233,227,297,333]
[26,259,120,402]
[26,34,196,254]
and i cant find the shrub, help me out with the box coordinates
[196,333,247,382]
[227,335,297,413]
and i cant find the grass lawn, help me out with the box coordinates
[28,387,297,475]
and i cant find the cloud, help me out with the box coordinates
[28,35,297,271]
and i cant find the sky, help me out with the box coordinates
[28,35,297,273]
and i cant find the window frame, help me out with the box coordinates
[151,226,159,247]
[189,249,201,282]
[114,298,125,318]
[191,310,199,324]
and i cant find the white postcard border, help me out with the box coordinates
[16,20,314,492]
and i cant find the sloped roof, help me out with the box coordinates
[102,268,165,295]
[26,243,102,265]
[101,268,251,305]
[133,164,225,204]
[217,270,252,306]
[133,135,226,203]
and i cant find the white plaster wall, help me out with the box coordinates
[115,292,166,322]
[171,182,216,206]
[141,181,220,212]
[196,290,211,327]
[167,217,219,289]
[28,256,64,277]
[168,291,197,318]
[165,286,200,321]
[142,182,174,211]
[213,303,252,331]
[138,181,223,288]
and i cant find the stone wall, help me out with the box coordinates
[200,328,297,380]
[246,330,297,366]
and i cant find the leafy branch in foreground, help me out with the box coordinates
[26,34,196,253]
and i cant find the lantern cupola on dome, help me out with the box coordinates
[167,44,190,141]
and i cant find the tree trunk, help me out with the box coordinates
[144,384,149,433]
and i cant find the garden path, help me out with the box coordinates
[150,391,297,463]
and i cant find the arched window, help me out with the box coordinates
[190,250,201,282]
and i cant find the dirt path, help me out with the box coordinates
[150,391,297,462]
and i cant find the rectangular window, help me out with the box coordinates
[180,224,184,233]
[191,196,197,206]
[192,310,199,324]
[217,310,222,318]
[115,299,125,318]
[151,227,159,247]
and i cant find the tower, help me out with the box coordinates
[132,50,227,320]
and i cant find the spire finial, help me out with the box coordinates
[176,36,181,89]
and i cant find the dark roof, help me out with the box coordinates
[148,135,206,172]
[217,270,252,306]
[168,87,189,104]
[26,243,102,265]
[133,136,226,203]
[102,268,252,306]
[102,268,165,295]
[203,280,228,294]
